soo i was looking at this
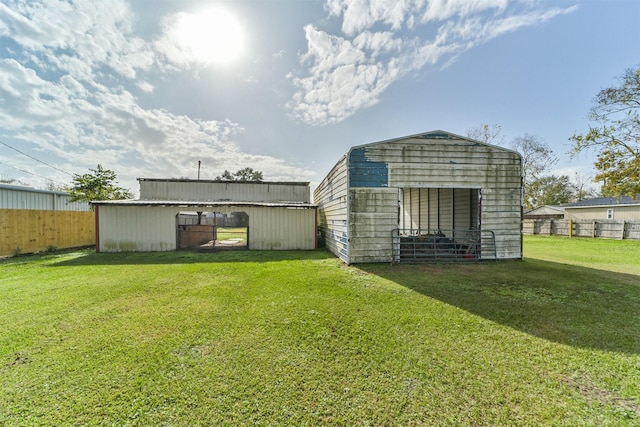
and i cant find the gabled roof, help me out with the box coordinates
[524,205,565,215]
[351,129,521,157]
[564,196,640,208]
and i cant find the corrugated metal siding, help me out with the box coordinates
[315,133,522,263]
[0,186,90,211]
[97,204,316,252]
[400,187,477,233]
[139,180,310,203]
[245,206,316,250]
[314,155,349,263]
[348,188,398,263]
[98,205,177,252]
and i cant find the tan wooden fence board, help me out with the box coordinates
[523,218,640,240]
[0,209,95,256]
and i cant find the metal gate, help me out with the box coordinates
[392,228,496,263]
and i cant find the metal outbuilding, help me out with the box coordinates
[92,179,317,252]
[0,183,90,211]
[314,130,523,263]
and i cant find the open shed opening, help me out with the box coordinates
[395,187,494,262]
[176,211,249,250]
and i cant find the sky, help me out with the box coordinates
[0,0,638,196]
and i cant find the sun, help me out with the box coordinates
[174,7,244,65]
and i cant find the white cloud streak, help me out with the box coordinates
[290,0,577,125]
[0,0,311,189]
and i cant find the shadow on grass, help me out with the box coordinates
[45,248,336,266]
[358,259,640,355]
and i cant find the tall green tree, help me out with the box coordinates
[570,65,640,197]
[68,165,132,206]
[215,167,263,182]
[525,175,576,209]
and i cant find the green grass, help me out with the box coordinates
[1,237,639,426]
[216,227,247,243]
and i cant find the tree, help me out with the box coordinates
[215,167,263,182]
[569,65,640,197]
[572,172,598,201]
[68,165,132,206]
[510,133,557,190]
[45,181,70,192]
[525,175,576,209]
[466,123,505,145]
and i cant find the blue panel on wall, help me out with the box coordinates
[348,147,388,188]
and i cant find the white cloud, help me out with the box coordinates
[290,0,577,125]
[0,0,154,81]
[0,0,314,190]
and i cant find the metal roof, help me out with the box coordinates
[91,199,316,208]
[0,183,69,196]
[137,178,310,186]
[349,129,522,158]
[563,196,640,208]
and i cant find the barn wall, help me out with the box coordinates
[245,206,317,250]
[314,155,349,263]
[348,188,398,263]
[96,204,317,252]
[349,135,522,261]
[139,180,310,203]
[97,205,177,252]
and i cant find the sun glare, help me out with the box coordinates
[175,7,244,65]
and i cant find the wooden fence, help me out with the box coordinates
[0,209,95,257]
[523,219,640,240]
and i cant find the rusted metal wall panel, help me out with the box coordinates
[139,180,310,203]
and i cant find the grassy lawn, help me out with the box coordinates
[1,236,639,425]
[216,227,247,244]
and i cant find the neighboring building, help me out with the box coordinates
[92,179,317,252]
[0,183,90,211]
[314,130,523,264]
[563,196,640,221]
[523,205,565,220]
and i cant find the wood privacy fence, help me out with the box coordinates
[0,209,95,257]
[523,219,640,240]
